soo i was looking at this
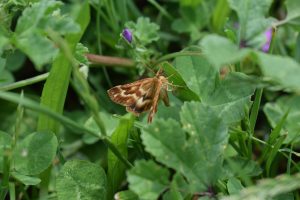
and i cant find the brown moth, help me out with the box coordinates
[107,69,170,123]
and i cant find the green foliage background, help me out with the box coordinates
[1,0,300,200]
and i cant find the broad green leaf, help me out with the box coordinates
[0,70,14,86]
[264,95,300,143]
[221,173,300,200]
[56,160,107,200]
[161,61,199,101]
[5,50,26,72]
[163,173,188,200]
[114,190,139,200]
[11,172,41,186]
[13,0,80,69]
[125,17,159,45]
[227,177,244,195]
[107,115,134,200]
[228,0,273,45]
[222,157,262,178]
[171,3,212,41]
[142,102,228,192]
[14,32,58,69]
[257,52,300,92]
[15,0,62,34]
[127,160,170,200]
[284,0,300,26]
[0,34,9,55]
[83,112,118,144]
[0,131,12,172]
[12,131,57,175]
[201,35,251,69]
[174,56,255,124]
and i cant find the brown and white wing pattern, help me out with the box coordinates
[107,78,157,116]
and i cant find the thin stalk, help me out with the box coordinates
[0,73,49,91]
[148,0,173,20]
[86,54,134,67]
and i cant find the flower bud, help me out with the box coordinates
[122,28,133,43]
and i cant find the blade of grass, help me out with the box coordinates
[266,135,286,176]
[259,111,289,163]
[249,88,263,134]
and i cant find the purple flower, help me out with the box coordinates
[122,28,133,43]
[261,28,273,52]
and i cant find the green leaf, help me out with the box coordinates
[56,160,107,200]
[0,131,12,173]
[161,61,199,101]
[75,43,89,65]
[227,177,244,195]
[11,172,41,186]
[14,32,58,70]
[107,115,134,200]
[15,0,62,34]
[0,34,9,55]
[221,173,300,200]
[201,35,251,69]
[171,3,212,41]
[163,173,187,200]
[0,70,14,86]
[257,52,300,92]
[284,0,300,26]
[12,131,57,175]
[142,102,228,192]
[13,0,80,69]
[127,160,170,200]
[174,56,255,124]
[126,17,159,45]
[228,0,273,44]
[222,157,262,178]
[5,50,26,72]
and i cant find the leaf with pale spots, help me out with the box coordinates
[127,160,170,200]
[56,160,107,200]
[141,102,228,193]
[12,131,57,175]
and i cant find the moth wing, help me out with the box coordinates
[126,78,158,115]
[107,78,154,107]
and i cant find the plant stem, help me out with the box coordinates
[0,73,49,91]
[86,54,135,67]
